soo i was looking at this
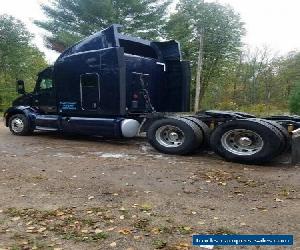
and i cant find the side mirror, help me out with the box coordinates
[16,80,25,95]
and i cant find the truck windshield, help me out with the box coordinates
[35,68,54,91]
[39,78,53,90]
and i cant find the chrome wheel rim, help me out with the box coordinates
[155,125,185,148]
[221,129,264,156]
[11,118,24,133]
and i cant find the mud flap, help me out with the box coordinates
[291,128,300,165]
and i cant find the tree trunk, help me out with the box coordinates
[233,53,242,101]
[194,28,204,112]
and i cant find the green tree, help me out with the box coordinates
[0,15,47,111]
[206,48,300,116]
[276,52,300,99]
[35,0,170,51]
[289,82,300,114]
[166,0,245,109]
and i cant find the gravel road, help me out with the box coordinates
[0,124,299,249]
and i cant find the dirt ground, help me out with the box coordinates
[0,123,299,250]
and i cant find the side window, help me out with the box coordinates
[119,39,158,59]
[81,74,99,88]
[40,78,53,90]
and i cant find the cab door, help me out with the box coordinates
[33,68,57,114]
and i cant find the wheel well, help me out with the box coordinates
[140,117,166,133]
[5,111,25,127]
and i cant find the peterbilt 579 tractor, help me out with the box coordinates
[4,25,300,164]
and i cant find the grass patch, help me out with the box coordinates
[89,207,106,213]
[10,246,21,250]
[178,226,192,235]
[139,203,152,212]
[158,225,175,234]
[5,207,66,220]
[10,232,26,240]
[91,232,109,240]
[56,225,109,243]
[133,218,150,230]
[81,218,95,226]
[4,208,110,243]
[209,227,237,235]
[9,237,49,250]
[152,239,167,249]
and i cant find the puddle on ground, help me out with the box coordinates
[100,153,135,159]
[88,152,137,160]
[51,153,85,158]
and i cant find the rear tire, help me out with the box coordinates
[247,118,286,155]
[262,119,291,152]
[210,119,283,164]
[183,116,211,145]
[8,114,33,136]
[147,118,200,155]
[175,117,204,147]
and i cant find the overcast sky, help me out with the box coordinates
[0,0,299,63]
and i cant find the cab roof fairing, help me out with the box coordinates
[55,24,182,63]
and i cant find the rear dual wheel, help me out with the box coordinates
[210,119,286,164]
[261,119,291,152]
[183,116,211,145]
[147,117,204,155]
[146,117,289,163]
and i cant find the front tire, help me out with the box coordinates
[8,114,33,136]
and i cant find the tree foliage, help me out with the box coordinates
[0,15,47,111]
[289,82,300,115]
[35,0,171,51]
[2,0,297,116]
[166,0,245,106]
[202,48,300,116]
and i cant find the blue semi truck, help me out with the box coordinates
[3,25,300,164]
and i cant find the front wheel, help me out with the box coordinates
[8,114,33,136]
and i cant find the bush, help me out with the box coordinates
[216,101,239,111]
[214,102,288,117]
[289,83,300,115]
